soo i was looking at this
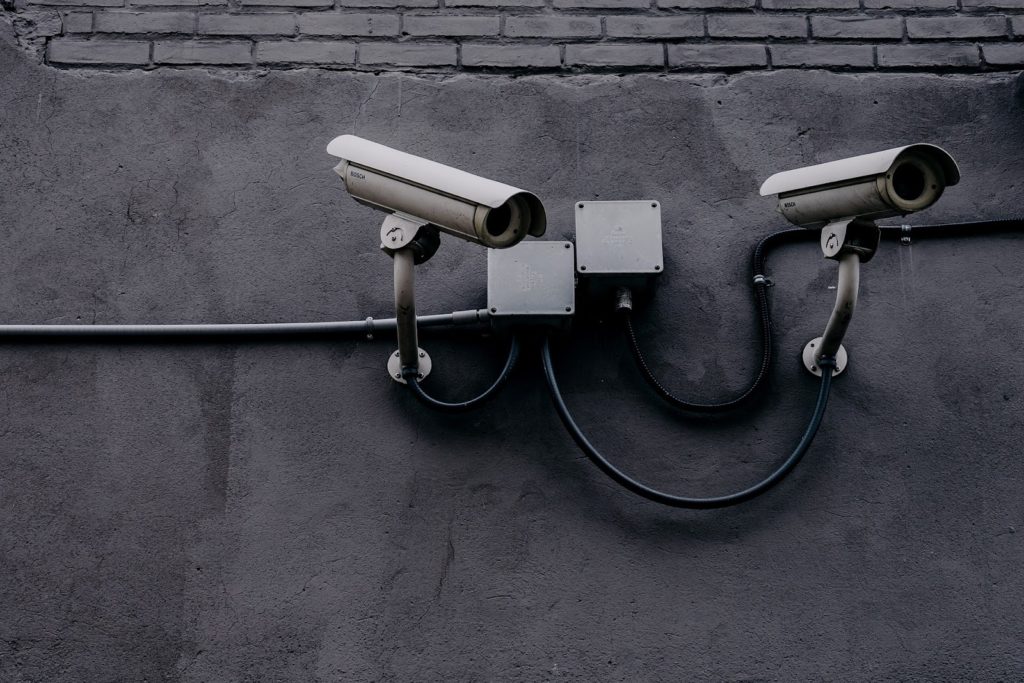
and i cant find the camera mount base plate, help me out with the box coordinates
[803,338,848,377]
[388,347,432,384]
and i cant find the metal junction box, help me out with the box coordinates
[487,241,575,330]
[574,200,664,297]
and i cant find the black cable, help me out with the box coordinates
[624,217,1024,413]
[403,337,520,413]
[879,217,1024,240]
[542,336,835,509]
[625,227,815,413]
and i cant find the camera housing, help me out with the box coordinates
[327,135,546,249]
[759,144,960,228]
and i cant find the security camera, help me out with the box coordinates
[759,144,960,228]
[759,143,961,378]
[327,135,549,384]
[326,135,546,249]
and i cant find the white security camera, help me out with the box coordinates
[759,143,961,378]
[327,134,549,384]
[326,135,546,249]
[759,143,960,228]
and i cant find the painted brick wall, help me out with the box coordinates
[4,0,1024,72]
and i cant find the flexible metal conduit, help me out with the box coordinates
[625,217,1024,413]
[543,337,836,509]
[623,227,811,413]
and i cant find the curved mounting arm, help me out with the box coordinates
[380,214,435,384]
[394,247,419,371]
[386,247,433,383]
[803,251,860,376]
[819,252,860,359]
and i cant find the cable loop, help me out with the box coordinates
[405,337,520,413]
[542,336,834,509]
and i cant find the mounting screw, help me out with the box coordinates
[565,306,572,312]
[580,265,587,271]
[578,203,584,209]
[651,202,657,208]
[490,307,497,313]
[394,373,401,379]
[564,243,571,249]
[419,351,425,358]
[654,265,661,271]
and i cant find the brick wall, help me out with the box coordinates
[4,0,1023,71]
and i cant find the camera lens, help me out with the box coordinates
[892,162,926,202]
[485,203,512,237]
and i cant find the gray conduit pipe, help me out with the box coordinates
[0,310,491,338]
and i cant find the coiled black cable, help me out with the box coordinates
[403,337,520,413]
[625,227,815,413]
[542,337,836,509]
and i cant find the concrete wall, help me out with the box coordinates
[3,14,1024,681]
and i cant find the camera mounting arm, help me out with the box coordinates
[803,218,879,377]
[380,214,440,384]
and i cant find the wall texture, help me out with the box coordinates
[4,0,1024,71]
[3,5,1024,681]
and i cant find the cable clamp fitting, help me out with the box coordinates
[614,287,634,314]
[753,274,774,287]
[900,224,912,246]
[364,316,375,340]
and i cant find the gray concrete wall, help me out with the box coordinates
[3,18,1024,681]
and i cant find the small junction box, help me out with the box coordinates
[487,240,576,330]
